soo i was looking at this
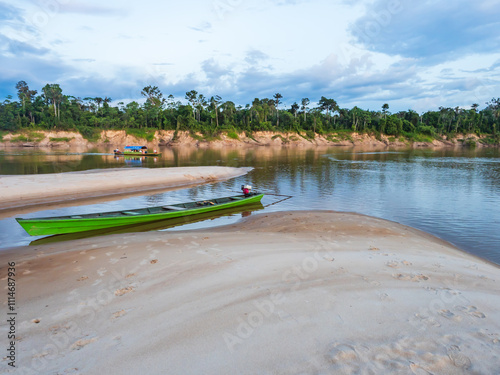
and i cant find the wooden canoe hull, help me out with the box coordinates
[16,194,264,236]
[29,202,265,245]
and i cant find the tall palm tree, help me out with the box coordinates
[222,101,236,125]
[94,97,102,108]
[487,98,500,134]
[382,103,389,118]
[185,90,198,119]
[210,95,223,129]
[196,94,206,122]
[42,84,63,119]
[301,98,310,122]
[318,96,338,123]
[273,93,283,128]
[15,80,29,114]
[291,102,299,119]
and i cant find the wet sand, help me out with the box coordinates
[1,211,499,374]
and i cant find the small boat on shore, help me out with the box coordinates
[28,201,265,245]
[114,145,161,156]
[16,193,264,236]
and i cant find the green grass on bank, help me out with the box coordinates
[125,128,157,142]
[10,131,45,143]
[49,137,74,142]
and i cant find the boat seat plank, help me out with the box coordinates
[162,205,186,211]
[122,211,141,215]
[230,197,243,200]
[70,215,83,219]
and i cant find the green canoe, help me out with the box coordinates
[29,201,265,245]
[16,193,264,236]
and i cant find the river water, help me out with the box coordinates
[1,146,499,265]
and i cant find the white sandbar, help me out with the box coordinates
[1,211,498,374]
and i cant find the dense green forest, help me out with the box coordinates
[1,81,499,143]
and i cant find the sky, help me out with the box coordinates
[1,0,500,112]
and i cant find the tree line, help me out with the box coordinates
[1,81,499,142]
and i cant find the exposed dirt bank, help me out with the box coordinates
[1,130,496,149]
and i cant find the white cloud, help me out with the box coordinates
[0,0,499,111]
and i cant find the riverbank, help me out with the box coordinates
[0,211,498,374]
[0,166,250,211]
[1,129,497,149]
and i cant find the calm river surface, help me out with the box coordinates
[1,146,499,265]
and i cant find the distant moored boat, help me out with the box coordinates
[114,145,161,156]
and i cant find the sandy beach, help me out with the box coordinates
[0,166,251,211]
[1,210,499,374]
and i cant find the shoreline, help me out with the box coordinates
[1,211,499,374]
[227,210,500,269]
[1,129,498,149]
[0,166,251,211]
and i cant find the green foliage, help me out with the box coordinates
[332,130,353,142]
[271,134,289,143]
[226,131,239,140]
[402,120,415,133]
[385,116,401,136]
[125,128,156,142]
[371,130,383,142]
[417,125,436,137]
[77,126,101,142]
[326,134,339,142]
[244,131,259,143]
[201,131,221,142]
[305,130,316,139]
[464,138,477,148]
[403,132,434,143]
[10,131,44,142]
[10,134,29,142]
[1,81,499,146]
[49,137,73,142]
[189,131,204,141]
[479,136,499,145]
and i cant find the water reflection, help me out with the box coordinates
[0,146,499,265]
